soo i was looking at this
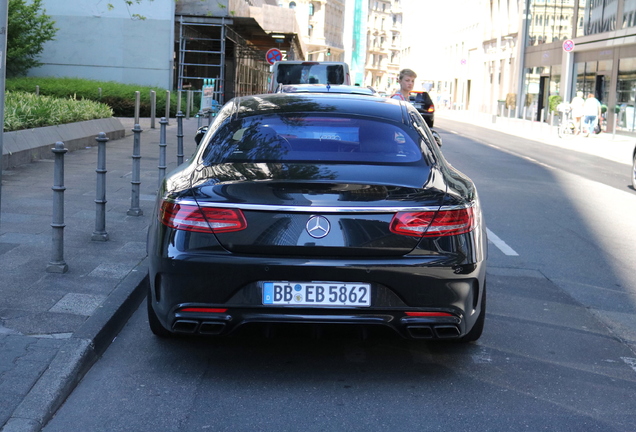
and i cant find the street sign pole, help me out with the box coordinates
[0,0,7,224]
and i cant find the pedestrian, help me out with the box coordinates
[570,91,585,133]
[391,68,417,101]
[582,93,601,136]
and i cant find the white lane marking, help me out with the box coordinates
[487,228,519,256]
[621,357,636,373]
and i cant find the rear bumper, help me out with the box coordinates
[149,253,486,340]
[168,307,464,340]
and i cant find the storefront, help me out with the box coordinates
[521,0,636,133]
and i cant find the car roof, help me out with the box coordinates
[233,92,406,123]
[276,84,377,96]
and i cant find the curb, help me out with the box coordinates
[0,258,149,432]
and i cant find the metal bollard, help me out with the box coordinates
[150,90,156,129]
[186,90,192,119]
[47,142,69,273]
[158,117,168,187]
[134,91,140,126]
[197,110,204,128]
[177,111,185,165]
[165,91,171,125]
[128,124,144,216]
[92,132,109,242]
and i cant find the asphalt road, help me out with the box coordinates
[42,121,636,432]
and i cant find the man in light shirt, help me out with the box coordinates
[582,93,601,136]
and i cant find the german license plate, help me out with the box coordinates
[262,282,371,307]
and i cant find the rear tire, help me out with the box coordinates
[458,284,486,343]
[147,290,172,338]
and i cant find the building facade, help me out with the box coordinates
[284,0,346,62]
[29,0,177,89]
[364,0,402,93]
[524,0,636,133]
[29,0,305,102]
[436,0,636,134]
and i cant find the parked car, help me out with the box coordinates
[410,91,435,127]
[267,61,351,93]
[147,92,487,342]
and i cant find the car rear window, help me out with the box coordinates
[276,64,346,85]
[202,115,424,164]
[410,92,433,104]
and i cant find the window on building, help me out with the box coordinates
[289,1,296,8]
[308,24,313,36]
[616,58,636,131]
[309,3,314,16]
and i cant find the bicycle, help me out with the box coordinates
[557,105,577,139]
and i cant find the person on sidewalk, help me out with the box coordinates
[571,91,585,133]
[391,69,417,101]
[582,93,602,136]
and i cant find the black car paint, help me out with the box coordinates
[147,93,486,341]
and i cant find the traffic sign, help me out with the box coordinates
[563,39,574,52]
[266,48,283,65]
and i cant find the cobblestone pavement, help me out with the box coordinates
[0,115,202,432]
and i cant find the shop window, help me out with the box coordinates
[616,58,636,132]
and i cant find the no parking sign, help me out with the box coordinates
[266,48,283,65]
[563,39,575,52]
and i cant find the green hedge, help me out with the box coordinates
[6,77,200,118]
[4,91,113,131]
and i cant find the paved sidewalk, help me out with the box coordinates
[436,109,635,167]
[0,116,203,432]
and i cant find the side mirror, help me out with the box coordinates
[431,130,442,147]
[195,126,208,146]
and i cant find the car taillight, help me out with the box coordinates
[389,207,475,237]
[427,106,435,113]
[404,312,454,317]
[159,201,247,233]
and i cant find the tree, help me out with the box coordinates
[107,0,155,20]
[7,0,57,77]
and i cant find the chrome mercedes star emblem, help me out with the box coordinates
[306,215,330,239]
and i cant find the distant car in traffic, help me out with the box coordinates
[410,91,435,128]
[268,61,351,93]
[147,92,487,342]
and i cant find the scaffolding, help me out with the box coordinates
[177,15,226,103]
[176,15,270,104]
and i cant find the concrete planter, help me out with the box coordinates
[2,118,125,170]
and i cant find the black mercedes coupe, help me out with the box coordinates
[147,92,487,342]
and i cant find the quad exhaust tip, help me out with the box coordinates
[407,325,460,339]
[172,319,226,335]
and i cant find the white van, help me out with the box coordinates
[268,61,351,93]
